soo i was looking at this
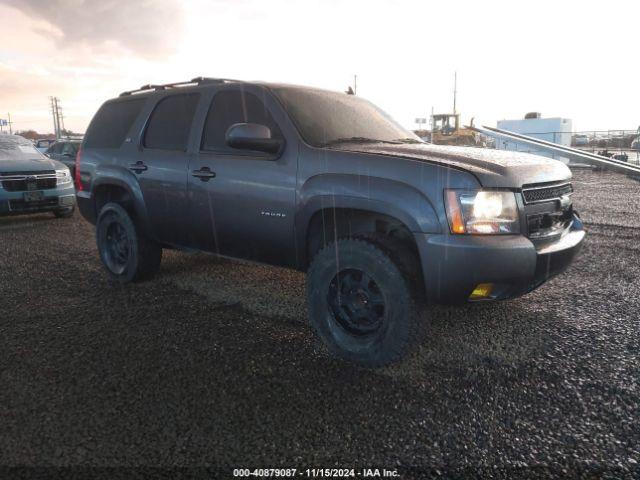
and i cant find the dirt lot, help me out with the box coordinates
[1,169,639,478]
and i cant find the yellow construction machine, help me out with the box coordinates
[430,113,483,146]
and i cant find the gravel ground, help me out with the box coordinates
[1,169,639,479]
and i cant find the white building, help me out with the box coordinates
[495,115,573,163]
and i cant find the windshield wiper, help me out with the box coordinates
[393,138,424,144]
[319,137,402,147]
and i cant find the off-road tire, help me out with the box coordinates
[307,238,422,367]
[356,233,424,301]
[96,202,162,283]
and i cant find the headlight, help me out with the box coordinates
[445,189,520,234]
[56,168,72,185]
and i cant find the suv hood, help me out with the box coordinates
[0,134,63,173]
[0,157,61,174]
[335,143,572,188]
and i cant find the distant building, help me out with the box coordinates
[495,115,572,163]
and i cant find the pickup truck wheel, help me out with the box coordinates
[53,205,75,218]
[96,202,162,283]
[307,238,420,367]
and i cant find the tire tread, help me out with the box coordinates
[307,237,424,367]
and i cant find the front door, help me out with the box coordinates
[187,87,297,267]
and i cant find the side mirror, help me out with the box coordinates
[225,123,283,155]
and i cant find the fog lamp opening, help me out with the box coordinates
[469,283,494,300]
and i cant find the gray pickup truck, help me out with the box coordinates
[76,78,585,367]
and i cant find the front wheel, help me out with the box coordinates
[306,238,422,367]
[96,202,162,283]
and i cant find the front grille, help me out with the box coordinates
[2,177,57,191]
[522,182,573,204]
[9,198,59,212]
[522,182,574,242]
[1,171,57,192]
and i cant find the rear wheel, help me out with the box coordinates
[96,202,162,283]
[307,238,422,367]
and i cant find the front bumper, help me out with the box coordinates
[0,184,76,216]
[415,214,585,304]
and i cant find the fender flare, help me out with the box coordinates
[91,166,153,238]
[295,174,442,266]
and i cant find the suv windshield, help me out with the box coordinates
[271,87,422,148]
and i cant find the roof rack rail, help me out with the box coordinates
[119,77,240,97]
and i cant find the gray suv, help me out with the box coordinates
[76,78,585,367]
[0,134,76,218]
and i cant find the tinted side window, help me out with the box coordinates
[62,143,77,155]
[201,90,282,153]
[48,143,63,154]
[84,98,146,149]
[144,93,200,151]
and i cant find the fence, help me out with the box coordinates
[486,129,640,164]
[510,129,640,150]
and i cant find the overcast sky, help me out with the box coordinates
[0,0,638,134]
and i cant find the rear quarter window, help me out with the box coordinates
[84,98,146,149]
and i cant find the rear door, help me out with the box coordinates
[187,86,298,267]
[132,92,200,247]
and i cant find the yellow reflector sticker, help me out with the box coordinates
[469,283,494,300]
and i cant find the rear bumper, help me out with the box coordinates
[415,215,585,304]
[0,185,76,216]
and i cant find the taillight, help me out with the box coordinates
[74,146,83,191]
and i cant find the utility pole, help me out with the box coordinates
[50,97,58,139]
[59,108,66,135]
[7,113,13,135]
[50,96,64,139]
[354,75,357,95]
[453,71,457,115]
[56,98,62,138]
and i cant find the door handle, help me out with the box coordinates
[129,161,148,173]
[192,167,216,181]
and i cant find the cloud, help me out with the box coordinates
[1,0,185,58]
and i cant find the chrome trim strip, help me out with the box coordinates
[0,174,57,181]
[522,181,571,191]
